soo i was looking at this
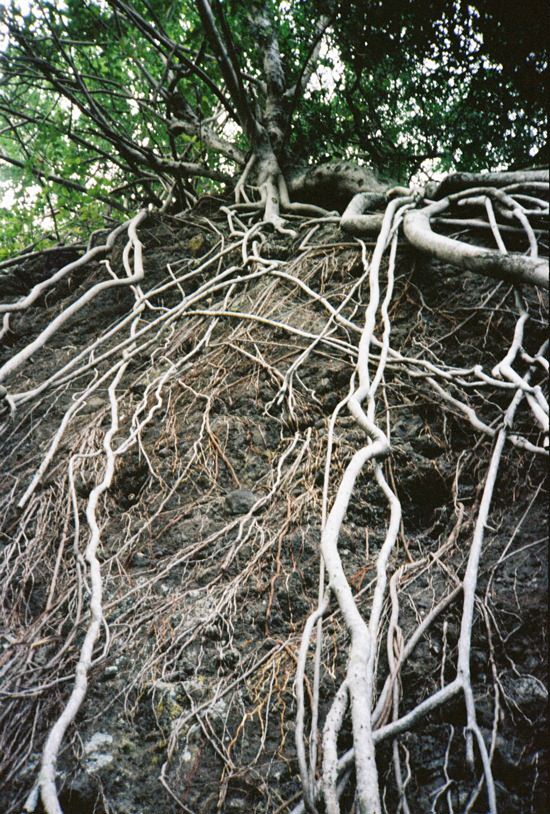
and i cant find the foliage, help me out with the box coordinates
[305,0,548,179]
[0,0,547,256]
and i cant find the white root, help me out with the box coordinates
[293,178,547,812]
[23,216,146,814]
[0,224,128,316]
[340,192,386,235]
[37,363,124,814]
[0,212,147,386]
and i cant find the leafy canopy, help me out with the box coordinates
[0,0,546,258]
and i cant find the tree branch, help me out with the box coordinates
[0,151,127,212]
[194,0,258,141]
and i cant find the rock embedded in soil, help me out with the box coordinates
[225,489,259,514]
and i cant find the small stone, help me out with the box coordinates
[269,760,286,781]
[225,799,248,811]
[83,732,114,772]
[225,489,258,515]
[502,674,548,711]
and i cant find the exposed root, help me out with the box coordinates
[403,190,549,290]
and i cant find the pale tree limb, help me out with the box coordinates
[403,198,548,289]
[317,197,413,814]
[0,223,129,316]
[427,169,549,198]
[33,362,125,814]
[0,211,148,387]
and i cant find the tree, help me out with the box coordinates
[0,3,548,814]
[1,0,547,243]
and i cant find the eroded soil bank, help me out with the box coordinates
[0,205,547,813]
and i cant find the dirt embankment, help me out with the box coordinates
[0,205,547,813]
